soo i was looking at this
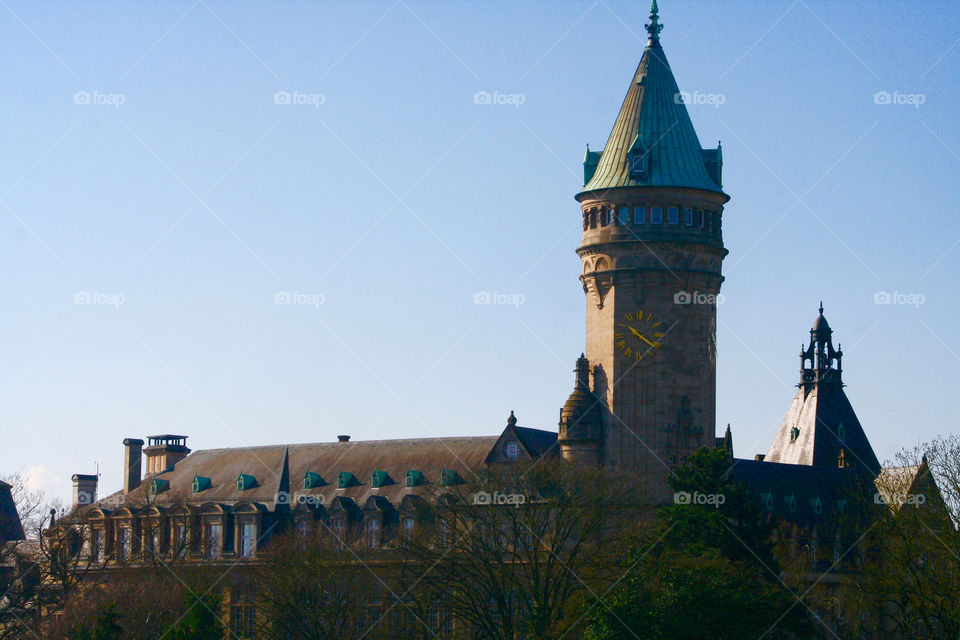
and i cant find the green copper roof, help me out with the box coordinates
[579,6,723,196]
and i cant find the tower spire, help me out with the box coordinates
[646,0,663,46]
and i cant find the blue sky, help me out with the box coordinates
[1,0,958,505]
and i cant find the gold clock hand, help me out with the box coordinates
[638,334,662,349]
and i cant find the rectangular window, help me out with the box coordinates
[150,526,160,555]
[230,592,256,639]
[117,527,130,561]
[239,522,256,558]
[92,529,103,562]
[206,523,222,559]
[650,206,663,224]
[633,206,645,224]
[367,519,381,549]
[668,207,679,224]
[696,210,704,227]
[684,208,693,225]
[173,523,188,559]
[617,207,630,225]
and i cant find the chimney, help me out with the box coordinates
[71,474,98,511]
[143,435,190,474]
[337,435,350,442]
[123,438,144,494]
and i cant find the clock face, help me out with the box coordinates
[615,311,666,361]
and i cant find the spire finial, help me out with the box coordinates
[819,301,824,315]
[507,410,517,427]
[645,0,663,45]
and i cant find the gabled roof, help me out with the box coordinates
[485,412,559,463]
[578,12,724,196]
[874,459,949,517]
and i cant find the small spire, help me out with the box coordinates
[507,410,517,427]
[645,0,663,45]
[819,301,824,315]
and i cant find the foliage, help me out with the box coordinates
[585,447,816,640]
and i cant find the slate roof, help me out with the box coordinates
[764,379,880,476]
[0,480,24,543]
[729,458,871,524]
[579,24,724,196]
[94,436,500,512]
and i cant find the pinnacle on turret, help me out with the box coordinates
[645,0,663,46]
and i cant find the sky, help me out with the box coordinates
[1,0,958,507]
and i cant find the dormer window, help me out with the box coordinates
[338,471,359,489]
[505,441,520,460]
[629,153,648,178]
[192,474,211,493]
[371,470,393,488]
[405,470,425,488]
[236,473,257,491]
[441,468,463,487]
[303,471,324,489]
[790,426,800,443]
[151,478,169,494]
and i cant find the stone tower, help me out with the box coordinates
[559,1,729,502]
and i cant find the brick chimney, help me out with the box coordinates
[143,435,190,474]
[123,438,144,494]
[71,474,98,511]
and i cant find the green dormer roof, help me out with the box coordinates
[579,4,724,197]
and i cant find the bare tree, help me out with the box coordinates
[837,435,960,639]
[399,461,633,640]
[252,524,384,640]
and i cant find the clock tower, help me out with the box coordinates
[557,1,730,503]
